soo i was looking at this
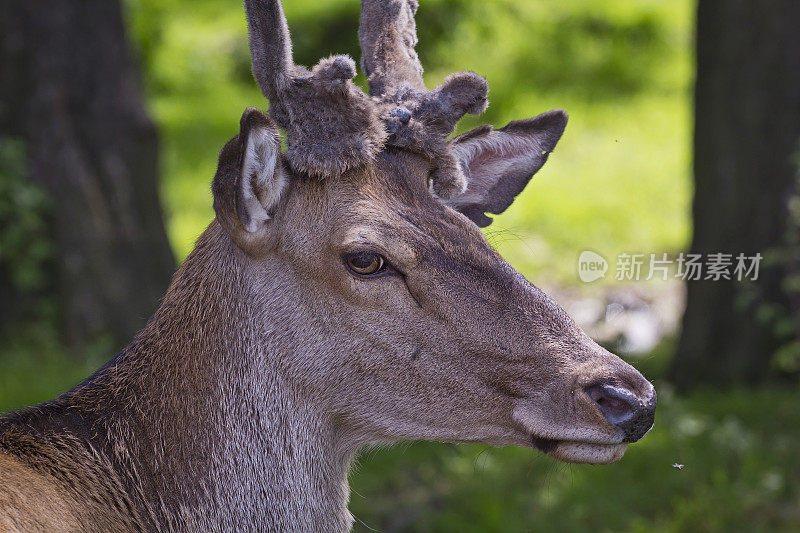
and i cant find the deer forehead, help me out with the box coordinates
[278,175,489,275]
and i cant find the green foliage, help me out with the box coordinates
[773,341,800,374]
[0,138,58,331]
[0,138,52,292]
[749,144,800,376]
[0,325,108,412]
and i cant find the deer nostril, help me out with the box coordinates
[586,384,637,424]
[584,382,656,442]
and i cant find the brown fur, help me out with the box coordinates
[0,431,142,532]
[0,452,81,533]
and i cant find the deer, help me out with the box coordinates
[0,1,656,531]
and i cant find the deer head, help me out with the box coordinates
[211,0,656,465]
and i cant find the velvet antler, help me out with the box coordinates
[359,0,426,96]
[243,0,567,227]
[244,0,386,178]
[359,0,490,197]
[245,0,559,204]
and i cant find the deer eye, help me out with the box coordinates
[344,252,386,276]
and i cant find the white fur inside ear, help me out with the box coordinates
[449,131,541,208]
[240,126,286,233]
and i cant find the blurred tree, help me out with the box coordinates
[672,0,800,386]
[0,0,174,349]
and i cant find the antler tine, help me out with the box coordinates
[243,0,388,178]
[357,0,489,199]
[244,0,294,100]
[359,0,487,140]
[359,0,426,97]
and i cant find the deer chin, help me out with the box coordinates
[530,436,627,464]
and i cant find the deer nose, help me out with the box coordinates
[585,382,656,442]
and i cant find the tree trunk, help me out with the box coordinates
[0,0,174,349]
[671,0,800,387]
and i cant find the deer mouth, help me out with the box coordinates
[530,435,628,464]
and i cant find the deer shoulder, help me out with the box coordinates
[0,420,144,533]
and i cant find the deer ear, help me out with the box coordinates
[445,109,567,227]
[213,108,288,238]
[237,113,287,233]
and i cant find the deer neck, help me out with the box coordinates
[85,222,356,531]
[209,370,355,531]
